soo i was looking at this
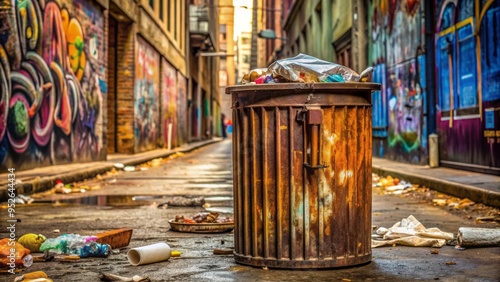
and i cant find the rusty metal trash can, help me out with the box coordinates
[226,83,380,269]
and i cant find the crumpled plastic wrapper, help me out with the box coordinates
[241,53,373,84]
[372,215,454,248]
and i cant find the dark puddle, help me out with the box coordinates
[35,195,234,208]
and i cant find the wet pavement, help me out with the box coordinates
[1,139,499,281]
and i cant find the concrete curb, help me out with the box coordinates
[372,165,500,208]
[0,139,222,201]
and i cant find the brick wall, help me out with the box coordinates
[115,21,136,154]
[107,17,116,154]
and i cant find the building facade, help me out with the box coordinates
[277,0,499,175]
[0,0,221,171]
[369,0,499,174]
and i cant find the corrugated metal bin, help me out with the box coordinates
[226,83,381,269]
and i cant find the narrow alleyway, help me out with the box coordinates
[3,140,499,281]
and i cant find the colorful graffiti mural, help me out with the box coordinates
[161,59,177,149]
[135,37,159,152]
[0,0,105,170]
[435,0,500,171]
[176,71,187,145]
[369,0,426,164]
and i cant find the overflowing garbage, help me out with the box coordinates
[241,53,373,85]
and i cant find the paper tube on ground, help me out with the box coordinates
[457,227,500,247]
[127,242,171,266]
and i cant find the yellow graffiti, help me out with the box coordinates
[62,8,86,81]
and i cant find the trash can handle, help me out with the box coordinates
[301,107,328,170]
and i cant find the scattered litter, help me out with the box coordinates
[432,199,447,206]
[114,163,125,169]
[13,271,50,282]
[445,261,456,265]
[52,229,60,233]
[475,216,496,222]
[15,194,34,204]
[372,215,454,248]
[159,196,205,207]
[124,166,135,172]
[262,266,268,270]
[101,273,151,282]
[18,233,46,252]
[430,249,439,254]
[457,227,500,248]
[213,248,233,255]
[0,238,31,267]
[54,180,71,194]
[169,213,235,233]
[150,158,162,167]
[40,234,110,257]
[127,242,173,266]
[139,167,148,171]
[372,174,415,195]
[95,228,133,249]
[109,179,117,183]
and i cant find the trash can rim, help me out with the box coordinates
[225,82,381,94]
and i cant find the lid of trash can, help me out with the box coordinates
[225,82,381,95]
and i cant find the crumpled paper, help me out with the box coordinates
[372,215,454,248]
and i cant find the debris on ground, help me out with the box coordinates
[123,166,135,172]
[174,212,233,224]
[0,238,32,268]
[213,248,233,255]
[13,271,51,282]
[18,233,47,252]
[372,173,500,227]
[101,273,151,282]
[127,242,173,266]
[39,234,111,258]
[457,227,500,248]
[372,215,454,248]
[95,228,133,249]
[114,163,125,169]
[14,194,34,204]
[158,196,205,207]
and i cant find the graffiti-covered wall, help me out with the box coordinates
[176,72,187,145]
[435,0,500,172]
[161,59,177,149]
[0,0,106,170]
[368,0,427,164]
[135,36,159,152]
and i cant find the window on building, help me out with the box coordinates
[436,2,479,119]
[159,0,164,20]
[149,0,154,9]
[243,55,250,63]
[167,0,171,31]
[333,29,352,69]
[220,24,227,41]
[174,0,177,40]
